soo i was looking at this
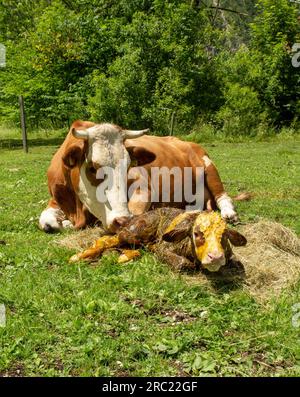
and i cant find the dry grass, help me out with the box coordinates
[58,220,300,302]
[187,220,300,302]
[58,227,105,251]
[234,220,300,301]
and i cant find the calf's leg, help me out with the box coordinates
[69,235,120,263]
[150,245,195,272]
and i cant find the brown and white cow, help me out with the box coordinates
[39,120,238,233]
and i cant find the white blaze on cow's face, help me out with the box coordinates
[72,123,149,231]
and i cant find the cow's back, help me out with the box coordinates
[125,135,208,170]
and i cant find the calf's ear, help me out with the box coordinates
[225,229,247,246]
[62,142,85,169]
[162,225,190,242]
[162,213,197,243]
[126,145,156,166]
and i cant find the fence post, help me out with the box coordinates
[170,111,176,136]
[19,95,28,153]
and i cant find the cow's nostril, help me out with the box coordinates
[115,216,130,227]
[108,216,131,233]
[208,252,224,261]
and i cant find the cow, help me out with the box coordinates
[39,120,239,233]
[69,208,247,273]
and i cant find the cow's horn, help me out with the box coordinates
[71,128,89,140]
[124,128,149,139]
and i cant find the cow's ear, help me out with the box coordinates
[62,142,85,169]
[126,145,156,166]
[225,229,247,246]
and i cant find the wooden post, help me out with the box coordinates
[19,95,28,153]
[170,111,176,136]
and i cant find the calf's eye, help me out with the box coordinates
[194,230,205,246]
[194,230,204,238]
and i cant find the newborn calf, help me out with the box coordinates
[70,208,247,272]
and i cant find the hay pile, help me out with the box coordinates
[58,220,300,302]
[188,220,300,301]
[58,227,105,251]
[233,220,300,301]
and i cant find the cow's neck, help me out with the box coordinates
[78,163,105,222]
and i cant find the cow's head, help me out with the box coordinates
[162,211,247,272]
[63,123,154,231]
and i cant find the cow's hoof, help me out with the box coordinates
[43,223,57,234]
[62,220,74,229]
[221,210,239,224]
[39,208,64,233]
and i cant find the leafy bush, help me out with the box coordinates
[0,0,299,135]
[215,83,266,136]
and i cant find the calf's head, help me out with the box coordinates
[162,211,247,272]
[63,123,154,231]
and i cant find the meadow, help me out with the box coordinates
[0,128,299,376]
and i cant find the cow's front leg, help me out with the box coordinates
[128,167,151,216]
[216,193,238,223]
[128,194,151,216]
[39,199,73,233]
[202,156,238,223]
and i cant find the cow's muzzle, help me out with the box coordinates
[202,252,226,272]
[108,216,131,233]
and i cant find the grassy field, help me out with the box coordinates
[0,128,300,376]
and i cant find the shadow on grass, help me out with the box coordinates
[182,259,246,295]
[203,259,246,294]
[0,137,64,150]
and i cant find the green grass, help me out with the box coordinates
[0,128,300,376]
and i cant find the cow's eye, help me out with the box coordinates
[89,166,97,175]
[194,230,205,246]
